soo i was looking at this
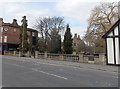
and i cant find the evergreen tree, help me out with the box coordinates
[19,16,29,56]
[63,24,73,54]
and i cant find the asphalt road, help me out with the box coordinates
[2,56,119,87]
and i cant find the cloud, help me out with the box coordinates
[0,0,62,2]
[71,27,87,39]
[56,0,100,26]
[0,2,49,27]
[54,0,102,37]
[1,1,119,37]
[0,0,119,2]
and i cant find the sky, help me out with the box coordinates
[0,0,119,38]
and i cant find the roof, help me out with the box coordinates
[2,19,38,32]
[27,28,38,32]
[102,19,120,38]
[2,19,19,28]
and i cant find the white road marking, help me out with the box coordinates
[36,62,57,66]
[32,68,68,80]
[36,62,73,68]
[112,76,118,79]
[36,62,119,74]
[4,56,118,73]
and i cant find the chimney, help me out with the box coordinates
[0,18,3,26]
[12,19,18,27]
[74,33,77,38]
[78,35,80,39]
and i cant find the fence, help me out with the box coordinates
[4,51,106,65]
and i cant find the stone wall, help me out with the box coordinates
[4,51,106,65]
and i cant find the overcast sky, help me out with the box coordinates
[0,0,119,38]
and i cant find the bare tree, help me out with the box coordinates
[83,2,119,53]
[35,16,65,52]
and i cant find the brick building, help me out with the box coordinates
[0,18,38,54]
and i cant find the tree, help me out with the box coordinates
[63,24,73,54]
[37,37,46,53]
[50,29,61,53]
[19,16,29,56]
[35,16,65,52]
[83,2,119,53]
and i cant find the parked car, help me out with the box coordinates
[94,53,99,56]
[83,52,90,55]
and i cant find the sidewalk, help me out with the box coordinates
[3,55,119,73]
[32,58,119,73]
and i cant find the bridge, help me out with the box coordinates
[1,55,119,87]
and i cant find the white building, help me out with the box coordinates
[103,19,120,65]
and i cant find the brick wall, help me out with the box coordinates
[0,18,38,45]
[2,26,20,44]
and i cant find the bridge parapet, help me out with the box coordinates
[4,51,106,65]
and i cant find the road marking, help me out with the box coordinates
[36,62,119,73]
[36,62,60,66]
[112,76,118,79]
[4,56,119,73]
[32,68,68,80]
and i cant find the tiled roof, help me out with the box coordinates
[2,19,38,32]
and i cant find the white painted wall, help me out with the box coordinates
[115,38,120,64]
[114,26,120,64]
[114,26,118,35]
[107,38,115,64]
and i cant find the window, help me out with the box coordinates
[32,37,36,45]
[27,31,30,36]
[0,27,3,32]
[32,32,35,36]
[74,43,76,46]
[4,36,7,42]
[0,36,2,42]
[28,38,30,43]
[4,27,8,31]
[14,29,16,32]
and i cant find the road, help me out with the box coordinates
[2,55,119,87]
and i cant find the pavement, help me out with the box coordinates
[2,55,119,87]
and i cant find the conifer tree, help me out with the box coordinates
[19,16,29,56]
[63,24,73,54]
